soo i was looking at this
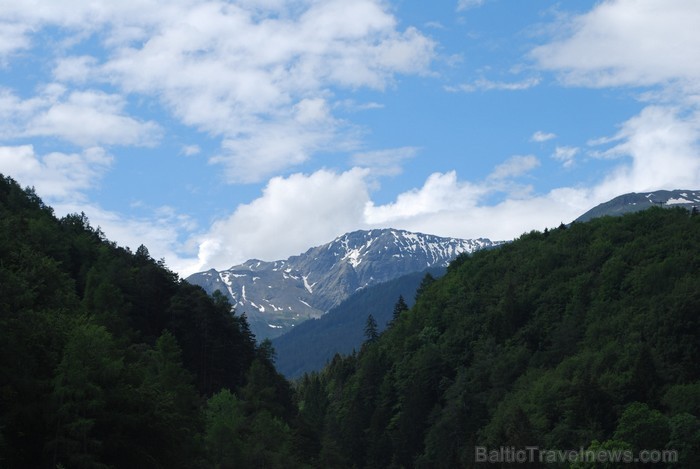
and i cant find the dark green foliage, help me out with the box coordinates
[0,175,297,467]
[204,389,246,467]
[295,207,700,468]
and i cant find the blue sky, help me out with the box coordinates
[1,0,699,276]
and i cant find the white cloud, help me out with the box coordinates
[488,155,540,180]
[365,171,486,222]
[142,102,700,274]
[446,76,541,93]
[457,0,486,12]
[53,55,99,83]
[531,0,700,90]
[0,22,32,60]
[590,106,700,198]
[0,145,112,201]
[27,90,161,147]
[531,130,556,142]
[0,86,161,147]
[181,145,201,157]
[183,153,563,273]
[552,146,579,168]
[334,99,385,112]
[213,98,347,183]
[190,168,372,271]
[351,147,419,176]
[363,170,584,241]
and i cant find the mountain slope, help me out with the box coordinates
[272,267,444,378]
[575,189,700,222]
[187,229,497,340]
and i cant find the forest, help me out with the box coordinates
[0,176,297,468]
[1,173,699,468]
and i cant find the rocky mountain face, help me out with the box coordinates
[187,229,498,340]
[575,189,700,222]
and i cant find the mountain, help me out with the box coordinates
[272,267,444,378]
[575,189,700,222]
[187,229,498,340]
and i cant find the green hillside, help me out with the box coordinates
[295,208,700,468]
[0,176,298,468]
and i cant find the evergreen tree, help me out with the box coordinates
[389,295,409,326]
[364,314,379,342]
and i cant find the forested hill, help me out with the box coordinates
[0,175,299,467]
[295,207,700,468]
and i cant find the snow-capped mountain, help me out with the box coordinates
[575,189,700,223]
[187,229,498,340]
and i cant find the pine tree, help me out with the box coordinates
[388,295,409,327]
[364,314,378,343]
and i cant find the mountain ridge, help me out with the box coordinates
[575,189,700,222]
[187,228,499,340]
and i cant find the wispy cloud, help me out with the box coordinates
[351,147,420,176]
[446,76,541,92]
[0,85,161,147]
[531,131,557,142]
[334,99,385,112]
[181,145,201,157]
[0,145,112,202]
[489,155,540,180]
[457,0,486,12]
[552,146,579,168]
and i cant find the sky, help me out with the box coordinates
[1,0,699,276]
